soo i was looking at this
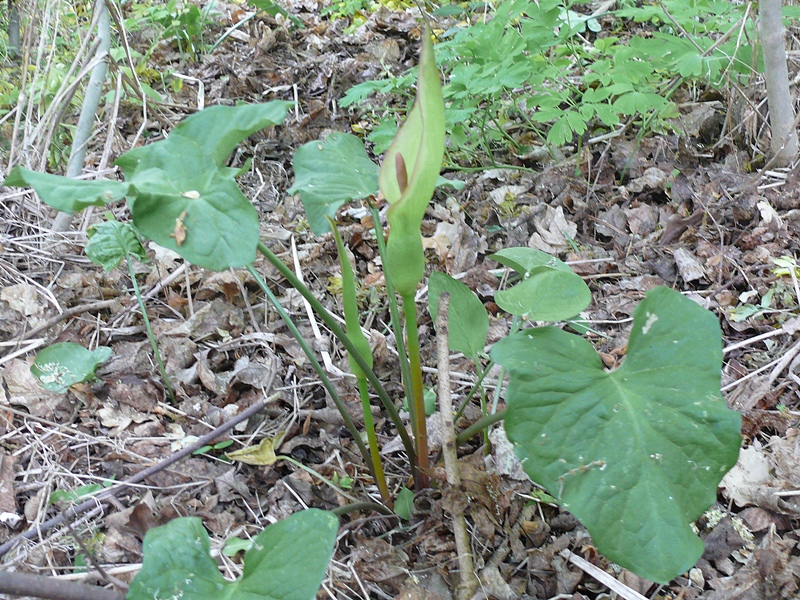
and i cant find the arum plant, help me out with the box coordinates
[378,29,446,484]
[290,27,445,487]
[3,31,745,585]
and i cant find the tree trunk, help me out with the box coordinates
[758,0,798,167]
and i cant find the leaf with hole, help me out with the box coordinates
[4,102,292,272]
[31,343,112,393]
[116,102,293,270]
[492,287,741,583]
[491,247,590,320]
[126,510,338,600]
[289,132,380,235]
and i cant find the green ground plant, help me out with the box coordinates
[84,217,176,403]
[4,25,742,590]
[124,0,219,62]
[340,0,775,166]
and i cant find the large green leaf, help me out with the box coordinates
[289,132,380,235]
[2,168,130,213]
[31,343,112,393]
[492,287,741,583]
[491,247,590,320]
[428,271,488,359]
[85,220,148,271]
[126,509,338,600]
[116,102,293,270]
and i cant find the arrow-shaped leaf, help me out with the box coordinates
[492,287,741,583]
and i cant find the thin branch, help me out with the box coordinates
[0,571,124,600]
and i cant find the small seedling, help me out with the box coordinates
[126,510,338,600]
[331,472,354,490]
[192,439,235,456]
[49,480,112,505]
[31,343,112,393]
[85,217,176,403]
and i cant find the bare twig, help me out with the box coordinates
[0,365,278,557]
[436,293,478,600]
[0,571,124,600]
[559,549,648,600]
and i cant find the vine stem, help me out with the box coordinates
[401,291,429,488]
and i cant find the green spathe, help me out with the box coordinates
[379,29,446,295]
[492,287,741,583]
[126,509,339,600]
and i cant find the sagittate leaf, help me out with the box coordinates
[491,247,590,320]
[492,287,741,583]
[115,102,293,271]
[428,271,488,359]
[126,510,339,600]
[31,343,112,393]
[289,132,380,235]
[2,168,129,213]
[380,28,446,295]
[85,220,147,271]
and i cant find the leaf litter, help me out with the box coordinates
[2,1,800,599]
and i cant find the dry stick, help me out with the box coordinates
[436,293,479,600]
[0,571,124,600]
[5,299,118,350]
[0,368,278,558]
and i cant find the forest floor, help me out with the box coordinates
[1,2,800,599]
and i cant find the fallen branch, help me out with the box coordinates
[0,571,124,600]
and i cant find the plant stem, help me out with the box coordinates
[126,255,175,404]
[455,410,507,446]
[436,293,478,599]
[401,291,429,488]
[254,245,417,473]
[330,501,396,518]
[245,265,374,473]
[358,377,392,507]
[369,204,414,431]
[454,358,494,422]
